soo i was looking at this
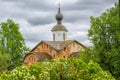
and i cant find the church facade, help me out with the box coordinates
[23,4,85,66]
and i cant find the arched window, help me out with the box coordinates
[53,33,55,41]
[63,33,65,40]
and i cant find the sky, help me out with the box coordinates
[0,0,118,49]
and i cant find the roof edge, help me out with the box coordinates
[59,40,86,51]
[30,41,44,52]
[30,40,86,53]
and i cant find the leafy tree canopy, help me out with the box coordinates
[0,51,11,73]
[0,19,29,70]
[0,58,115,80]
[88,2,120,80]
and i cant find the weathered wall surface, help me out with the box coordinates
[23,54,38,66]
[32,41,84,58]
[23,41,84,66]
[33,42,58,58]
[58,41,84,58]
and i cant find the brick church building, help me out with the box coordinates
[23,3,85,66]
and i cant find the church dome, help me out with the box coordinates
[56,9,63,21]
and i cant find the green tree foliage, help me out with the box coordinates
[0,19,29,70]
[0,58,115,80]
[88,3,120,79]
[0,51,11,73]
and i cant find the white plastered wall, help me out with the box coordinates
[53,31,67,41]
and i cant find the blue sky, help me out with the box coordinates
[0,0,118,49]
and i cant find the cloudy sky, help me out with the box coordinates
[0,0,118,49]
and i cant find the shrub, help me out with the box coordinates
[0,58,115,80]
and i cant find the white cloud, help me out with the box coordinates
[0,0,118,49]
[82,40,93,47]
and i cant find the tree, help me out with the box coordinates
[0,58,115,80]
[0,19,29,70]
[0,51,11,73]
[88,2,120,79]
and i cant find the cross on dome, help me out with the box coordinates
[56,0,63,24]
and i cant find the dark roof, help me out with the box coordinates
[34,52,52,61]
[68,52,80,58]
[31,40,85,51]
[51,24,68,32]
[44,40,73,50]
[23,52,52,62]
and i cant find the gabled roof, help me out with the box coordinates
[44,40,73,50]
[31,40,85,52]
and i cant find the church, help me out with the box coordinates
[23,3,85,66]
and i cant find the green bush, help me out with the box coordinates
[0,58,115,80]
